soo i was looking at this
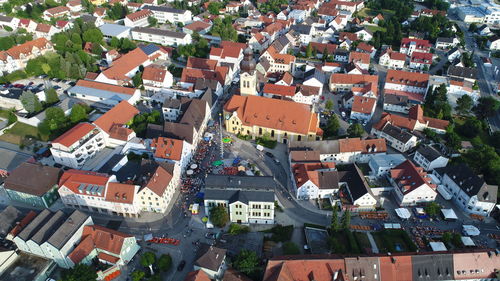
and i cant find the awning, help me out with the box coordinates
[461,236,475,246]
[186,169,194,175]
[441,208,458,220]
[395,208,411,219]
[430,242,447,252]
[462,225,480,236]
[437,185,452,200]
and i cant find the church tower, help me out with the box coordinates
[239,47,257,96]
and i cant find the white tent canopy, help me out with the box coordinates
[186,169,194,175]
[430,242,447,252]
[461,236,475,246]
[384,223,402,229]
[462,225,480,236]
[437,185,452,200]
[395,208,411,219]
[190,164,198,169]
[441,208,458,220]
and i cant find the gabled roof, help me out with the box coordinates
[47,210,89,250]
[52,122,97,148]
[142,64,167,82]
[151,137,183,160]
[390,160,436,194]
[293,162,338,189]
[184,270,211,281]
[138,160,174,196]
[125,9,152,21]
[59,169,109,197]
[263,83,296,97]
[105,182,136,204]
[93,101,139,138]
[186,57,218,71]
[101,47,149,81]
[195,244,227,271]
[385,70,429,87]
[4,163,62,196]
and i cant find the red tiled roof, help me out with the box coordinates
[82,225,131,255]
[349,51,370,64]
[184,21,211,31]
[293,162,335,188]
[59,169,109,196]
[151,137,183,160]
[68,234,94,264]
[98,252,120,264]
[263,259,346,281]
[45,6,70,16]
[379,256,413,281]
[144,164,173,196]
[101,47,149,81]
[184,270,211,281]
[52,122,96,147]
[401,38,431,49]
[9,211,37,238]
[186,57,218,71]
[410,51,433,64]
[338,137,386,153]
[142,65,167,82]
[105,182,136,204]
[263,83,297,97]
[390,160,436,194]
[126,9,152,21]
[385,69,429,88]
[93,101,139,137]
[351,96,376,114]
[389,51,406,61]
[35,23,52,33]
[181,67,227,85]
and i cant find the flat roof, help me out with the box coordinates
[99,23,131,37]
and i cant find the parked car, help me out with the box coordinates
[177,260,186,271]
[205,232,216,239]
[265,152,274,158]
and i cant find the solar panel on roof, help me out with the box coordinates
[139,44,160,56]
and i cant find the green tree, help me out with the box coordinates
[60,263,97,281]
[458,118,484,138]
[82,28,103,43]
[20,91,42,114]
[445,130,461,149]
[148,16,158,27]
[110,37,120,48]
[228,223,250,235]
[208,1,221,14]
[108,3,128,20]
[91,43,103,55]
[209,205,229,227]
[120,38,136,52]
[323,115,340,138]
[70,103,89,123]
[424,202,441,217]
[140,252,156,275]
[455,95,473,115]
[347,123,364,137]
[157,254,172,272]
[44,107,67,132]
[131,270,145,281]
[45,88,59,104]
[341,209,351,229]
[468,23,478,32]
[442,231,452,245]
[305,43,313,58]
[233,249,259,275]
[325,100,333,111]
[475,97,500,119]
[0,36,15,51]
[3,3,12,14]
[282,241,300,255]
[210,17,238,41]
[132,71,143,87]
[330,203,340,231]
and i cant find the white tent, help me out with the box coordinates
[461,236,475,246]
[441,208,458,220]
[186,169,194,175]
[430,241,447,251]
[462,225,480,236]
[437,185,452,200]
[384,223,402,229]
[395,208,411,219]
[190,164,198,169]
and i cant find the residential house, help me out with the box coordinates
[400,38,431,56]
[413,145,449,171]
[142,64,173,91]
[183,21,211,34]
[379,48,406,69]
[356,42,376,58]
[143,5,193,25]
[434,163,498,216]
[42,6,71,21]
[291,24,314,45]
[204,175,276,224]
[337,164,377,211]
[384,69,430,103]
[18,19,37,32]
[93,101,139,147]
[435,37,459,49]
[262,83,296,100]
[349,51,370,70]
[0,15,20,30]
[131,27,192,46]
[3,163,62,208]
[194,244,227,279]
[368,154,407,177]
[35,23,58,39]
[383,93,411,114]
[487,35,500,50]
[50,123,106,169]
[58,169,141,217]
[209,41,246,77]
[351,96,377,122]
[0,38,54,73]
[224,95,322,144]
[447,66,477,83]
[292,162,338,200]
[260,45,296,74]
[390,160,437,206]
[303,67,326,92]
[447,47,461,62]
[375,105,449,133]
[409,52,433,70]
[293,84,321,105]
[355,28,373,41]
[447,79,480,103]
[370,122,418,152]
[151,137,192,171]
[66,0,82,13]
[124,9,153,27]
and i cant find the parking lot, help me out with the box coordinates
[1,75,75,98]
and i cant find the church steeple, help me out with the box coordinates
[240,47,258,96]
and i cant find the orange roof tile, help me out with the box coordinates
[390,160,436,194]
[9,211,37,238]
[94,101,139,137]
[186,57,218,71]
[349,51,370,64]
[68,234,94,264]
[59,169,109,196]
[184,270,211,281]
[105,182,136,204]
[379,256,413,281]
[142,65,167,82]
[82,225,131,255]
[184,21,211,31]
[385,69,429,87]
[101,47,149,81]
[126,9,153,21]
[151,137,183,160]
[5,38,52,59]
[263,84,297,97]
[52,122,96,147]
[143,164,173,196]
[97,252,120,264]
[224,95,320,135]
[45,6,70,16]
[351,96,376,114]
[263,259,346,281]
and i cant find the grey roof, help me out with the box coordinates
[0,206,22,237]
[0,15,14,22]
[438,163,497,202]
[384,94,409,106]
[194,243,226,271]
[68,85,131,101]
[4,163,62,196]
[205,175,277,190]
[30,210,66,245]
[143,5,188,14]
[97,154,127,174]
[318,171,339,190]
[0,148,31,172]
[47,210,89,249]
[179,98,208,131]
[289,140,340,154]
[340,164,373,202]
[436,37,454,44]
[447,66,477,80]
[99,23,131,37]
[381,123,415,143]
[416,145,443,162]
[412,253,453,280]
[163,98,182,109]
[291,24,312,35]
[132,26,187,39]
[369,154,406,170]
[194,78,219,92]
[17,209,53,242]
[81,14,97,23]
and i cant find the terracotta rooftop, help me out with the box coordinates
[385,69,429,87]
[52,122,97,148]
[59,169,110,197]
[142,65,167,82]
[186,57,218,71]
[101,47,149,81]
[126,9,153,22]
[93,100,139,138]
[105,182,136,204]
[263,83,297,97]
[184,21,211,31]
[352,96,376,114]
[151,137,183,161]
[390,160,436,194]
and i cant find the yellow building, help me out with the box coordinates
[223,95,323,144]
[90,0,106,6]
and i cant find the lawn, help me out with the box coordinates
[365,25,387,33]
[330,230,362,254]
[357,8,395,19]
[372,229,417,253]
[353,232,372,253]
[0,122,49,145]
[453,117,492,146]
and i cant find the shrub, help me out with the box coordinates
[282,241,300,255]
[228,223,250,235]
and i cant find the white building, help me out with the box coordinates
[93,101,139,147]
[351,96,377,122]
[293,84,321,105]
[124,9,153,27]
[0,16,20,30]
[142,64,173,91]
[131,27,192,46]
[383,93,411,114]
[379,48,406,69]
[67,80,141,106]
[368,154,407,177]
[434,163,498,216]
[488,36,500,51]
[292,162,337,200]
[203,175,276,224]
[413,145,449,171]
[390,160,437,206]
[151,137,192,172]
[50,123,106,169]
[370,122,418,153]
[143,5,192,25]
